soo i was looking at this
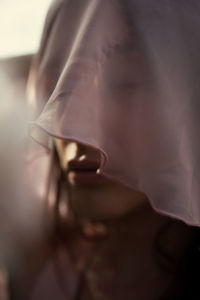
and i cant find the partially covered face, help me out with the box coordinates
[55,139,148,221]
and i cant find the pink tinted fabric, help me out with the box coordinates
[28,0,200,226]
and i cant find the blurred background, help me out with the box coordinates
[0,0,51,58]
[0,0,52,92]
[0,1,52,299]
[0,0,52,117]
[0,0,50,88]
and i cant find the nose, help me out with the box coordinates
[55,139,101,171]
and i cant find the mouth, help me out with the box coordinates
[67,159,106,185]
[68,170,106,185]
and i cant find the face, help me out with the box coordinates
[53,7,151,224]
[55,139,148,221]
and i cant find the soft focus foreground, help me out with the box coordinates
[0,56,41,299]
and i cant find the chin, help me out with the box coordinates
[68,181,148,220]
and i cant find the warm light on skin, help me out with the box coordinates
[68,171,76,186]
[55,139,78,170]
[59,200,68,218]
[48,191,56,208]
[78,154,86,161]
[54,139,148,221]
[81,220,108,238]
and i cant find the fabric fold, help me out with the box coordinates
[28,0,200,226]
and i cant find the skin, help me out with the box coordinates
[55,138,148,222]
[52,23,155,225]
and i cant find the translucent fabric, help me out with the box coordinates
[28,0,200,226]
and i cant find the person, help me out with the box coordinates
[22,0,200,299]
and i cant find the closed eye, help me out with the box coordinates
[108,81,146,91]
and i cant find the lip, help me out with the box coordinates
[68,170,106,185]
[67,159,100,171]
